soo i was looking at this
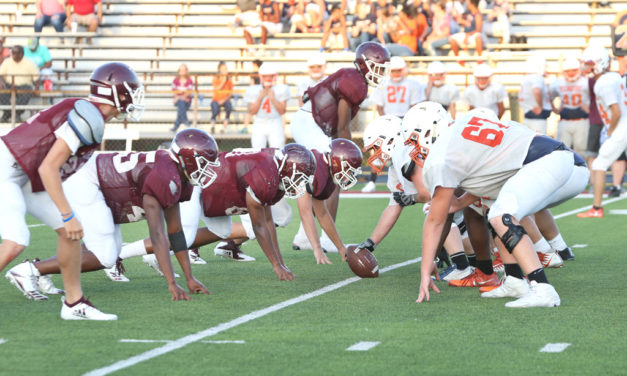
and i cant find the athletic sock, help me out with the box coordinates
[476,259,493,275]
[527,268,549,284]
[119,239,147,260]
[547,234,568,252]
[450,251,470,270]
[504,263,524,279]
[467,254,477,267]
[533,238,552,254]
[593,205,602,210]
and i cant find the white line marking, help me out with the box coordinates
[27,224,45,228]
[83,258,420,376]
[610,209,627,215]
[571,244,588,248]
[0,339,6,345]
[201,340,246,344]
[120,339,171,343]
[540,343,571,353]
[553,196,626,219]
[346,341,380,351]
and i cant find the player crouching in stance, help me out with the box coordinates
[6,129,216,319]
[407,102,589,307]
[1,62,144,320]
[115,144,316,281]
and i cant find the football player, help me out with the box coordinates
[1,62,144,319]
[519,54,552,134]
[425,61,459,119]
[6,129,217,317]
[549,57,590,156]
[116,144,316,281]
[297,53,326,107]
[578,45,627,218]
[292,139,362,263]
[372,56,425,118]
[404,102,589,307]
[463,63,507,119]
[245,62,291,149]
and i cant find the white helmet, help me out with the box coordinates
[307,53,326,80]
[526,55,546,75]
[401,101,452,166]
[562,57,581,82]
[473,63,493,90]
[259,63,278,87]
[465,107,499,122]
[362,115,403,175]
[427,61,446,86]
[389,56,407,83]
[581,45,610,77]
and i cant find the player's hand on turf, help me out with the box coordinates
[274,264,295,281]
[187,277,210,295]
[64,217,84,241]
[416,274,440,303]
[314,250,332,264]
[169,282,191,301]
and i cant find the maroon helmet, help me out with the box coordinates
[170,129,219,188]
[329,138,362,190]
[89,62,145,121]
[275,143,316,198]
[354,42,391,88]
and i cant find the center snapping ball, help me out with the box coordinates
[346,244,379,278]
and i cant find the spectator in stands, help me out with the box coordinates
[66,0,102,45]
[0,38,10,66]
[297,53,326,106]
[320,4,349,51]
[349,2,378,51]
[425,61,460,118]
[463,63,506,118]
[292,0,325,33]
[24,38,52,70]
[449,0,483,64]
[210,61,234,133]
[446,0,465,34]
[281,0,298,32]
[386,3,426,56]
[519,54,551,135]
[35,0,67,34]
[233,0,260,30]
[481,0,511,44]
[244,0,282,47]
[170,64,193,133]
[423,0,451,56]
[0,45,39,122]
[376,2,398,44]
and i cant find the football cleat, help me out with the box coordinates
[438,264,457,280]
[577,207,604,218]
[504,281,560,308]
[608,185,623,197]
[481,276,529,298]
[37,275,65,295]
[361,181,376,193]
[103,265,130,282]
[189,248,207,265]
[60,296,118,321]
[5,260,48,301]
[557,247,575,261]
[292,233,314,251]
[492,252,504,273]
[214,241,256,261]
[537,251,564,268]
[320,235,338,253]
[448,269,499,288]
[442,266,473,281]
[142,254,180,277]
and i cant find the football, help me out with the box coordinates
[346,244,379,278]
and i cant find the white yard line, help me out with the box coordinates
[540,343,571,353]
[120,339,245,344]
[0,339,6,345]
[346,341,381,351]
[83,258,419,376]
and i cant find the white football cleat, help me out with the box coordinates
[537,251,564,268]
[142,254,180,277]
[189,248,207,265]
[214,241,256,261]
[361,181,376,193]
[103,265,130,282]
[60,296,118,321]
[5,260,48,301]
[481,275,529,298]
[320,236,338,253]
[505,281,560,308]
[292,233,313,251]
[37,275,65,295]
[442,266,473,281]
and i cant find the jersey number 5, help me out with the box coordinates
[461,117,508,147]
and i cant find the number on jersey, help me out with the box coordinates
[461,117,509,147]
[386,86,406,103]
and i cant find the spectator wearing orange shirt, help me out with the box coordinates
[386,4,425,56]
[211,61,233,132]
[66,0,102,45]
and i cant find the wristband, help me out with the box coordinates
[168,231,188,252]
[62,213,74,223]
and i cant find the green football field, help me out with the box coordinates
[1,193,626,376]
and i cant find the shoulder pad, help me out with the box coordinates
[67,100,105,146]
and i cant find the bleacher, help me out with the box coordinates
[1,0,627,148]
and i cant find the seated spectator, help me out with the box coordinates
[66,0,102,45]
[244,0,282,47]
[292,0,325,33]
[386,4,422,56]
[24,38,52,71]
[376,2,398,44]
[170,64,193,133]
[0,38,10,66]
[423,0,451,56]
[35,0,67,34]
[281,0,298,32]
[211,61,234,133]
[0,45,39,122]
[349,2,377,51]
[449,0,484,64]
[446,0,465,34]
[321,4,349,51]
[233,0,260,30]
[481,0,511,44]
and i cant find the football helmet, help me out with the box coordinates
[363,115,402,175]
[473,63,493,90]
[581,45,610,77]
[170,129,220,188]
[329,138,363,190]
[526,55,546,76]
[427,61,446,86]
[258,63,278,88]
[389,56,407,83]
[562,57,581,82]
[401,101,452,167]
[89,62,145,121]
[307,53,326,80]
[354,41,391,88]
[275,143,316,198]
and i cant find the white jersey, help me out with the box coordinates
[549,77,590,119]
[372,78,425,117]
[244,84,291,120]
[428,84,460,110]
[463,83,507,115]
[519,73,552,116]
[423,116,535,200]
[296,76,324,99]
[386,142,418,195]
[594,72,627,129]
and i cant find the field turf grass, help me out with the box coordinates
[0,194,626,375]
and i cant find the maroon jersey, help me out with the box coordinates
[201,149,284,217]
[307,149,336,201]
[96,150,193,224]
[1,98,102,192]
[306,68,368,137]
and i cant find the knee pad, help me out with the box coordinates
[499,214,527,254]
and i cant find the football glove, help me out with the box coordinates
[393,192,416,207]
[357,238,376,253]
